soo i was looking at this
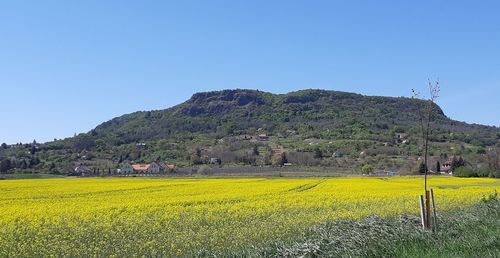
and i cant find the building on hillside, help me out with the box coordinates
[158,162,176,173]
[73,165,91,176]
[121,164,133,174]
[117,162,175,175]
[133,162,160,174]
[258,134,269,141]
[395,133,408,139]
[210,158,221,165]
[237,135,253,141]
[120,162,161,174]
[166,164,175,172]
[131,164,149,173]
[158,162,168,173]
[440,156,467,174]
[387,170,400,176]
[148,162,160,173]
[440,160,453,174]
[135,143,146,150]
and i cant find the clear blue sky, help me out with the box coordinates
[1,0,499,144]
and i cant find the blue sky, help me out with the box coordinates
[1,0,499,144]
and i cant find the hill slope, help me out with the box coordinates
[1,89,499,174]
[91,89,497,144]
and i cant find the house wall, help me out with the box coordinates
[148,163,160,174]
[121,165,133,174]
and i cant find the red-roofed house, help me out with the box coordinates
[132,164,150,173]
[121,162,160,174]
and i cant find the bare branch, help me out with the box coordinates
[413,79,440,193]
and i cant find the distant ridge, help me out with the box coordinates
[92,88,495,144]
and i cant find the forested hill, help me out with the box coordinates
[1,89,499,174]
[91,89,494,145]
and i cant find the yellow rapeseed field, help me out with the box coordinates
[0,176,497,256]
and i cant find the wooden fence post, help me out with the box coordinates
[425,190,431,229]
[431,188,437,231]
[419,195,426,229]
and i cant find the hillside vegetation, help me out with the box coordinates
[0,89,499,174]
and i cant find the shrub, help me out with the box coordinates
[454,167,477,177]
[454,167,497,178]
[197,165,211,175]
[362,164,374,174]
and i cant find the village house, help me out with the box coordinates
[158,162,168,172]
[73,165,91,176]
[135,143,146,149]
[136,162,160,174]
[394,133,410,145]
[258,134,269,141]
[439,156,467,175]
[369,169,400,176]
[166,164,175,172]
[237,135,253,141]
[440,159,453,174]
[158,162,176,173]
[395,133,408,139]
[120,164,134,174]
[210,158,222,165]
[132,164,151,173]
[120,162,174,174]
[120,162,160,174]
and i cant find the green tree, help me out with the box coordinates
[95,139,106,151]
[418,162,427,173]
[362,164,374,174]
[30,145,37,155]
[451,156,465,171]
[74,135,96,151]
[252,145,259,156]
[273,152,288,167]
[314,147,323,159]
[0,159,11,172]
[20,160,27,169]
[29,157,40,168]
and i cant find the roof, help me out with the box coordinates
[166,164,175,170]
[132,164,150,171]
